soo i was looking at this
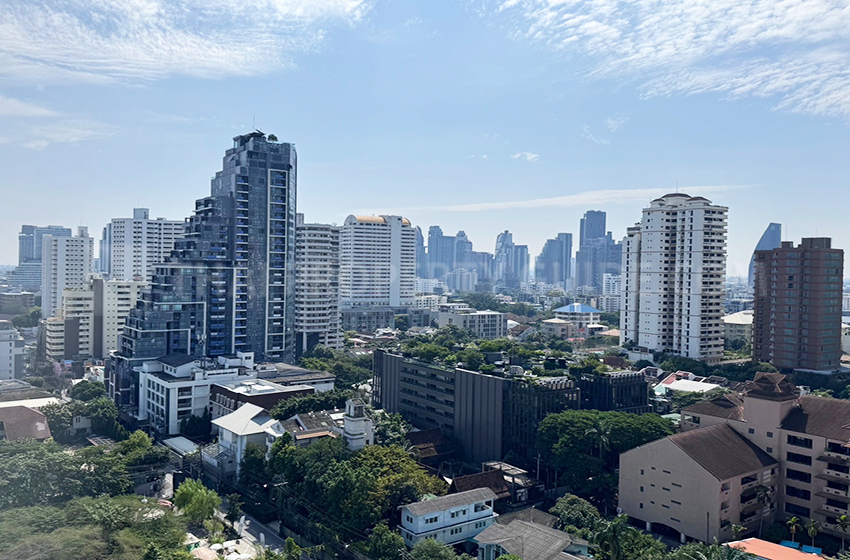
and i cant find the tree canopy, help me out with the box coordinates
[68,380,107,401]
[173,478,221,525]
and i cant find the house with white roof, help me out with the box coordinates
[552,303,601,334]
[399,488,498,547]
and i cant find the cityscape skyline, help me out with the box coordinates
[1,1,848,275]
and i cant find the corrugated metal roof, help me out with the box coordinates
[403,488,497,516]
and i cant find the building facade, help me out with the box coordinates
[752,238,844,371]
[620,193,728,364]
[534,233,573,289]
[577,371,651,413]
[340,215,416,308]
[494,231,529,289]
[399,488,498,547]
[6,225,72,291]
[0,321,26,380]
[748,223,782,290]
[100,208,183,281]
[41,227,93,319]
[295,221,341,357]
[436,305,508,339]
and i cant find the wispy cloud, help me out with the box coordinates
[510,151,539,162]
[0,0,373,84]
[489,0,850,119]
[0,119,113,150]
[604,115,629,133]
[581,126,610,146]
[0,96,58,117]
[369,185,747,214]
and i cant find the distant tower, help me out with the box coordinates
[748,223,782,290]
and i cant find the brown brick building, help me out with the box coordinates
[752,238,844,371]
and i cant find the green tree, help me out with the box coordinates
[838,514,850,552]
[239,442,269,489]
[410,538,462,560]
[496,556,524,560]
[787,516,801,543]
[592,515,628,560]
[549,493,601,538]
[373,411,412,447]
[807,519,820,548]
[179,410,211,438]
[456,348,485,371]
[12,308,41,328]
[225,493,243,524]
[69,380,107,401]
[364,522,406,560]
[270,389,357,420]
[173,479,221,525]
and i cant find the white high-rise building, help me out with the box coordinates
[0,320,26,380]
[340,215,416,308]
[295,221,342,357]
[100,208,184,281]
[45,277,147,362]
[42,227,93,319]
[621,193,727,364]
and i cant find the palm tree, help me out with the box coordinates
[731,524,746,541]
[753,485,772,538]
[838,514,850,553]
[585,420,612,461]
[592,515,629,560]
[806,519,820,548]
[787,516,800,543]
[673,543,756,560]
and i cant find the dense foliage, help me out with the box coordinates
[299,345,373,388]
[173,478,221,525]
[179,410,211,438]
[69,380,108,401]
[41,396,129,442]
[270,388,358,420]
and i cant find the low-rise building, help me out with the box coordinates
[0,291,35,314]
[0,320,26,380]
[577,371,651,413]
[540,318,574,339]
[552,303,602,334]
[436,305,507,340]
[723,310,754,345]
[257,362,336,392]
[210,378,314,419]
[475,519,590,560]
[399,488,498,547]
[0,405,52,441]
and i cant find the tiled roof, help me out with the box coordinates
[449,470,510,500]
[668,424,777,481]
[0,406,51,440]
[475,520,584,560]
[496,509,560,528]
[780,395,850,441]
[744,372,799,401]
[682,394,745,421]
[729,538,822,559]
[403,488,497,517]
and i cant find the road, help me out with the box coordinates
[219,496,289,554]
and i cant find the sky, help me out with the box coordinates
[0,0,849,277]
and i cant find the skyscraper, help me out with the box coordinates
[752,238,844,371]
[575,210,621,292]
[41,226,93,319]
[109,132,297,403]
[6,225,72,291]
[295,220,342,358]
[414,226,428,278]
[340,215,415,308]
[494,231,529,289]
[100,208,184,281]
[535,233,572,288]
[427,226,456,280]
[621,193,728,364]
[748,223,782,290]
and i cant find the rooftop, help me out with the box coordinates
[214,378,310,396]
[668,423,777,480]
[157,353,198,367]
[744,372,799,401]
[403,488,497,516]
[475,520,585,560]
[449,470,510,500]
[723,310,754,325]
[682,394,745,421]
[553,303,602,314]
[0,406,51,440]
[212,403,275,436]
[728,538,822,559]
[780,395,850,441]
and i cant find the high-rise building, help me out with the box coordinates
[494,231,529,289]
[445,268,479,293]
[41,227,93,319]
[295,221,342,358]
[621,193,728,364]
[535,233,572,288]
[427,226,456,280]
[747,223,782,290]
[6,225,72,291]
[43,277,146,362]
[752,238,844,371]
[414,226,428,279]
[100,208,184,281]
[575,211,621,292]
[340,215,415,308]
[0,320,26,380]
[109,132,297,405]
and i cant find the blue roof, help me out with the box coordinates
[553,303,602,314]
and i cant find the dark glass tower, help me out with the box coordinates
[109,132,297,404]
[535,232,572,288]
[748,222,781,289]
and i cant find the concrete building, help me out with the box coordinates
[622,372,850,544]
[6,225,72,291]
[340,307,397,333]
[753,238,844,372]
[445,268,479,293]
[621,193,728,364]
[535,233,573,290]
[540,318,575,338]
[340,215,416,309]
[373,351,580,463]
[399,488,498,547]
[210,378,314,419]
[0,291,35,314]
[413,294,447,311]
[436,304,507,339]
[748,223,782,290]
[99,208,183,281]
[553,303,601,333]
[137,352,257,435]
[295,221,342,357]
[723,310,754,346]
[257,362,336,392]
[43,277,146,362]
[494,231,529,289]
[475,519,590,560]
[41,226,93,319]
[0,321,26,380]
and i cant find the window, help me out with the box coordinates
[786,486,811,500]
[672,483,682,488]
[786,469,812,484]
[827,499,849,511]
[425,516,438,524]
[741,475,758,485]
[450,527,462,535]
[767,431,773,438]
[640,486,644,493]
[786,452,812,466]
[406,515,413,523]
[785,503,810,517]
[748,428,755,434]
[767,447,773,454]
[639,503,644,509]
[787,435,813,449]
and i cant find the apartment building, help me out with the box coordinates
[295,221,342,357]
[436,304,507,340]
[621,193,727,364]
[621,372,850,544]
[0,321,26,380]
[100,208,183,281]
[752,238,844,372]
[399,488,498,547]
[723,310,754,346]
[41,227,93,319]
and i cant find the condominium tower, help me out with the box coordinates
[6,225,72,291]
[621,193,728,364]
[295,220,342,357]
[100,208,183,281]
[752,238,844,371]
[535,233,572,289]
[339,215,415,308]
[747,223,782,290]
[109,132,297,404]
[41,227,94,319]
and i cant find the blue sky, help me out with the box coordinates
[0,0,848,276]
